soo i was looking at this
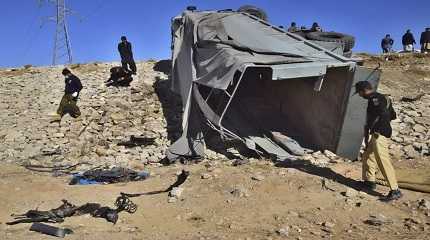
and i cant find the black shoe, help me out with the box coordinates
[361,181,377,191]
[381,189,402,202]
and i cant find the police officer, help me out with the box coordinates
[51,68,83,123]
[381,34,394,53]
[287,22,298,32]
[355,81,402,201]
[118,36,137,74]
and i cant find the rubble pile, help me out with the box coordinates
[0,62,177,168]
[390,96,430,159]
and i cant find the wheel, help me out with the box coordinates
[306,31,355,52]
[292,31,307,38]
[343,50,353,58]
[238,5,268,21]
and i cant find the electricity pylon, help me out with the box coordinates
[52,0,72,65]
[40,0,73,65]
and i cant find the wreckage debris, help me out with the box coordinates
[22,162,90,175]
[29,223,73,238]
[232,158,250,166]
[7,194,136,225]
[364,214,393,226]
[69,166,150,185]
[400,93,425,102]
[121,169,189,197]
[7,199,75,225]
[117,135,156,148]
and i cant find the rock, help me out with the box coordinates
[53,132,65,138]
[232,158,250,166]
[392,136,404,143]
[323,150,338,160]
[4,130,24,142]
[110,112,126,124]
[169,187,184,199]
[276,226,289,237]
[418,198,430,210]
[131,94,146,102]
[311,151,331,166]
[343,188,358,198]
[404,145,420,159]
[413,142,427,152]
[364,214,393,226]
[201,173,212,179]
[404,110,420,118]
[322,221,335,228]
[402,116,415,124]
[95,146,109,156]
[404,217,422,225]
[413,124,427,133]
[230,186,249,198]
[291,225,302,233]
[251,174,265,181]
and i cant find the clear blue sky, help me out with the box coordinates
[1,0,428,67]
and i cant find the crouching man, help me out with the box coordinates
[51,68,83,123]
[106,66,133,87]
[355,81,402,202]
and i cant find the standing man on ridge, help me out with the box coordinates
[420,28,430,53]
[402,29,416,52]
[118,36,137,74]
[381,34,394,53]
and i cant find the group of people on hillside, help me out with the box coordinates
[381,28,430,53]
[51,36,137,122]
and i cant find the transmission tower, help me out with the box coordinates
[52,0,72,65]
[39,0,73,65]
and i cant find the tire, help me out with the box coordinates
[292,31,307,38]
[343,50,353,58]
[238,5,268,21]
[306,31,355,52]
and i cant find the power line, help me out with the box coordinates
[21,5,43,62]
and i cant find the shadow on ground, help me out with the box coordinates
[275,160,384,197]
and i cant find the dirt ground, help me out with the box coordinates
[1,53,430,239]
[0,160,429,240]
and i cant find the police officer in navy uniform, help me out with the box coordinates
[118,36,137,74]
[51,68,83,123]
[355,81,402,202]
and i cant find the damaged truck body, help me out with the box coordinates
[167,8,381,162]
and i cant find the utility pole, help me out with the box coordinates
[52,0,72,65]
[39,0,73,65]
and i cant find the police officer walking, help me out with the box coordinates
[51,68,83,123]
[354,81,402,202]
[118,36,137,74]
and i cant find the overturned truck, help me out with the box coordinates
[166,8,381,162]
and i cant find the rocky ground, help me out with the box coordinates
[0,54,429,239]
